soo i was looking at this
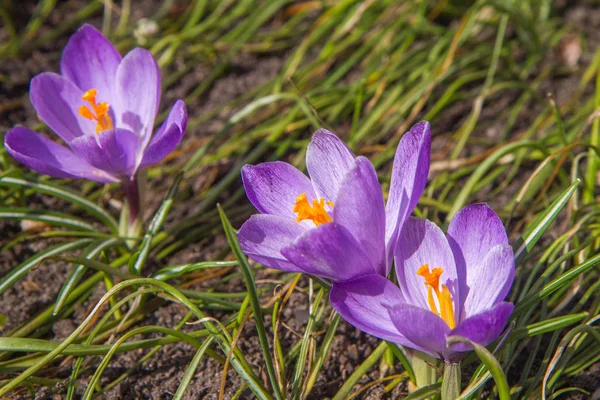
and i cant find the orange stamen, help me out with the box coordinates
[417,264,456,328]
[78,89,113,134]
[293,193,333,226]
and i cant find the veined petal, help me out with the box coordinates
[447,204,510,318]
[242,162,316,220]
[116,48,161,150]
[70,128,140,178]
[461,245,514,317]
[30,72,96,142]
[449,302,513,352]
[5,127,118,183]
[140,100,187,169]
[306,129,355,202]
[395,217,459,316]
[385,121,431,273]
[331,274,426,349]
[333,156,386,275]
[237,214,308,272]
[60,24,121,99]
[389,303,450,358]
[281,223,376,281]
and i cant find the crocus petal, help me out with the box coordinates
[60,24,122,99]
[281,223,376,281]
[237,214,308,272]
[447,204,509,318]
[139,100,187,169]
[461,245,514,317]
[4,127,118,183]
[395,217,459,314]
[389,303,450,358]
[333,156,386,275]
[449,302,513,352]
[115,48,160,149]
[242,162,316,220]
[70,129,140,177]
[331,274,427,349]
[29,72,96,142]
[385,121,431,272]
[306,129,355,202]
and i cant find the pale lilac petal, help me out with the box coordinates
[306,129,355,202]
[60,24,121,99]
[242,162,316,220]
[70,129,140,178]
[139,100,187,168]
[29,72,96,142]
[115,48,160,148]
[4,127,118,183]
[389,303,450,358]
[281,223,376,281]
[333,157,386,275]
[385,121,431,272]
[395,217,459,317]
[237,214,308,272]
[461,245,514,317]
[447,204,509,318]
[331,274,428,350]
[449,302,513,352]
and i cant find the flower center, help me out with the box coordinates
[417,264,455,328]
[293,193,334,226]
[78,89,114,134]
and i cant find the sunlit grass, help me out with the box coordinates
[0,0,599,398]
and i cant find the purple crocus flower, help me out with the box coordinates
[331,204,515,362]
[4,24,187,222]
[237,121,430,282]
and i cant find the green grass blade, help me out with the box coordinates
[173,336,215,400]
[53,238,121,314]
[447,336,509,400]
[131,172,183,275]
[218,204,284,400]
[0,177,118,233]
[291,287,325,399]
[332,341,388,400]
[0,239,92,296]
[513,179,581,265]
[153,261,238,281]
[0,207,97,231]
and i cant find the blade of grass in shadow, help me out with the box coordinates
[218,204,284,400]
[542,318,600,400]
